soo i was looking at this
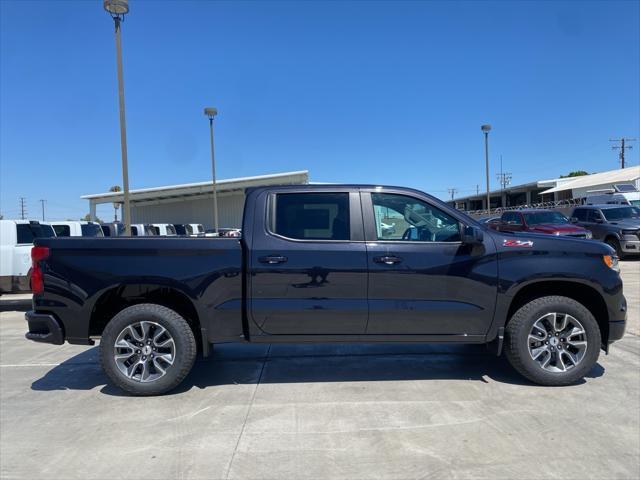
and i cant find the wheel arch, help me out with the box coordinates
[505,280,610,345]
[88,283,206,354]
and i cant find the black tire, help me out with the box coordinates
[100,304,197,396]
[505,296,601,386]
[605,237,624,259]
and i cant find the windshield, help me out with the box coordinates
[523,211,568,225]
[81,223,104,237]
[602,206,640,221]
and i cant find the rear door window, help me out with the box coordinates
[573,209,587,221]
[270,192,350,240]
[502,212,522,225]
[81,223,104,237]
[53,224,71,237]
[16,223,56,244]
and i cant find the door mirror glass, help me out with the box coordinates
[461,225,484,244]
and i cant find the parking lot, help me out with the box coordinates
[0,261,638,480]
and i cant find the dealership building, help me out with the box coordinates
[82,171,309,229]
[449,166,640,212]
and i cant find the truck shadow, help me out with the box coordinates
[30,343,605,396]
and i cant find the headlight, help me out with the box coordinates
[622,229,638,236]
[585,231,592,239]
[603,254,620,273]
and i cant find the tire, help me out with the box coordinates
[605,237,625,260]
[504,296,601,386]
[100,304,197,396]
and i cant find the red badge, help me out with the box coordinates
[503,239,534,247]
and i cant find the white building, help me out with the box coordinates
[450,166,640,212]
[82,171,309,229]
[538,166,640,200]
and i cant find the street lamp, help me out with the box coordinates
[481,124,492,213]
[204,107,219,234]
[104,0,131,235]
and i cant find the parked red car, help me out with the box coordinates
[492,209,592,238]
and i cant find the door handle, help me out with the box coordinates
[259,255,288,265]
[374,255,402,265]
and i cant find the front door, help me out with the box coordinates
[362,190,498,337]
[249,190,368,335]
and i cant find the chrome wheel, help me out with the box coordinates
[113,321,176,383]
[528,313,587,373]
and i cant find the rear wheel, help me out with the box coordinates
[505,296,601,386]
[100,304,197,396]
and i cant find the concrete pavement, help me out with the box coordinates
[0,262,639,479]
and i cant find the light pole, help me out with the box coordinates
[104,0,131,235]
[481,124,492,212]
[204,107,219,233]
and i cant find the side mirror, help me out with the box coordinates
[462,225,484,244]
[569,217,578,223]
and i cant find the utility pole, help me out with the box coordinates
[19,197,27,220]
[610,138,636,168]
[481,125,492,212]
[448,188,458,201]
[39,199,46,221]
[496,155,512,191]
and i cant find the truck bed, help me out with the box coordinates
[32,237,244,346]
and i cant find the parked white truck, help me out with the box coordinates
[49,221,104,237]
[0,220,56,293]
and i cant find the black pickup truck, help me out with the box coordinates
[26,185,627,395]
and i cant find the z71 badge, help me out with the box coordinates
[503,239,534,247]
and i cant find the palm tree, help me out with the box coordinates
[109,185,122,222]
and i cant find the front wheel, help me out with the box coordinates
[505,296,601,386]
[605,237,625,260]
[100,304,197,396]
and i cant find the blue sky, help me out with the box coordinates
[1,0,638,221]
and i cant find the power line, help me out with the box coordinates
[610,138,636,168]
[19,197,27,220]
[447,188,458,200]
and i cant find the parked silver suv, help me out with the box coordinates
[571,205,640,257]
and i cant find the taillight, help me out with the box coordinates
[30,246,50,294]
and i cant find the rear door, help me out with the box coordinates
[248,188,368,335]
[362,189,498,337]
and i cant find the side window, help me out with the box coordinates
[371,193,461,242]
[53,225,71,237]
[573,209,587,221]
[502,212,522,225]
[16,223,55,244]
[587,210,601,222]
[131,226,139,236]
[271,192,350,241]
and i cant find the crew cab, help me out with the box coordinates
[25,185,627,395]
[492,210,592,238]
